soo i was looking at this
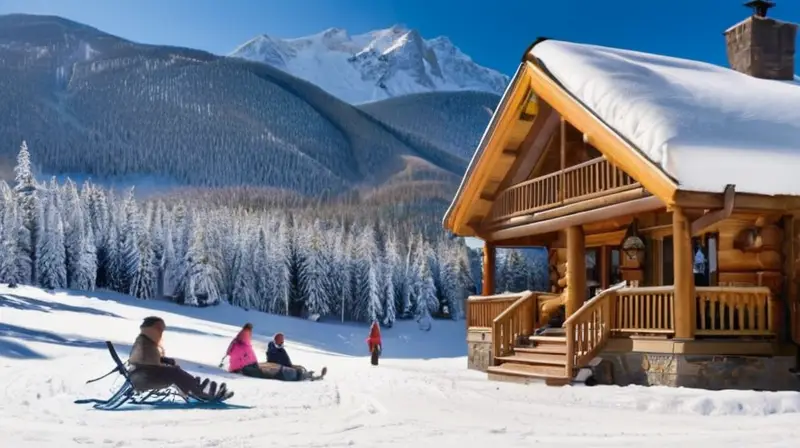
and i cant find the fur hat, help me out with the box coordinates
[140,316,165,329]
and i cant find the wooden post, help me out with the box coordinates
[673,207,696,339]
[600,245,610,290]
[482,242,496,296]
[781,214,795,342]
[559,117,566,203]
[566,226,586,317]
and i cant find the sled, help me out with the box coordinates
[74,341,230,410]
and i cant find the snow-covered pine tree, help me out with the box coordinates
[414,249,439,331]
[437,243,461,319]
[381,232,402,327]
[118,189,142,295]
[299,220,330,318]
[73,223,97,291]
[61,179,85,288]
[0,201,24,284]
[230,226,258,310]
[178,220,223,306]
[269,216,291,315]
[36,191,67,289]
[252,226,273,312]
[149,201,166,294]
[499,249,528,293]
[13,140,39,283]
[161,219,177,297]
[353,225,382,323]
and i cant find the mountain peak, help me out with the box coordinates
[229,25,509,104]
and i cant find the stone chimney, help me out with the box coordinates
[724,1,797,80]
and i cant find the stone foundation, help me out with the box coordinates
[467,328,492,372]
[592,351,800,391]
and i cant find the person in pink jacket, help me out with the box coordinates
[223,323,260,375]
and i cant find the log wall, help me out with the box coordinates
[709,213,784,295]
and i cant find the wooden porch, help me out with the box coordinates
[466,284,779,384]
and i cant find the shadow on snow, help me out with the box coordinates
[0,293,122,318]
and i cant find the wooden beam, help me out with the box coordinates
[673,206,696,339]
[493,232,559,247]
[482,242,496,295]
[486,187,652,231]
[448,66,533,235]
[673,189,800,212]
[566,226,586,317]
[504,106,560,187]
[690,184,735,235]
[524,61,678,205]
[488,195,664,240]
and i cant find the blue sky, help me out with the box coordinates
[2,0,798,76]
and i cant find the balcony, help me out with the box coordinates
[488,157,640,222]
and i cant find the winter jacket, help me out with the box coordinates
[227,335,258,372]
[266,341,292,367]
[366,322,382,354]
[129,334,173,369]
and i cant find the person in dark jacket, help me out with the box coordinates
[128,316,232,401]
[266,332,327,381]
[266,332,292,367]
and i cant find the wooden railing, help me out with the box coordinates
[466,293,526,329]
[563,282,627,378]
[492,291,538,361]
[614,286,675,335]
[489,157,640,221]
[695,286,776,336]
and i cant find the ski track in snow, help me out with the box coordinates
[1,285,799,447]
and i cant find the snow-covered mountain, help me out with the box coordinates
[229,25,509,104]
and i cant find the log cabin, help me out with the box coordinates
[449,1,800,390]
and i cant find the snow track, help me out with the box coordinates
[1,286,800,447]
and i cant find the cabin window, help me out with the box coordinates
[691,236,719,287]
[706,233,718,286]
[609,248,622,285]
[662,236,674,285]
[586,249,601,296]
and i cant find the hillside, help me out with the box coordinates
[230,25,509,104]
[359,90,498,160]
[0,14,498,203]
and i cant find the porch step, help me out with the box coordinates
[529,335,566,345]
[487,362,571,386]
[495,352,567,366]
[515,344,567,355]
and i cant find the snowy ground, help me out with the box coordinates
[1,286,800,447]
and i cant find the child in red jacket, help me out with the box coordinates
[366,321,382,366]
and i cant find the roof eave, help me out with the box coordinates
[442,63,530,235]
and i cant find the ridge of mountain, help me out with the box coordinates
[229,25,509,104]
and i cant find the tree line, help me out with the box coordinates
[1,141,547,328]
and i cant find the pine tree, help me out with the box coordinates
[36,194,67,289]
[300,221,331,317]
[230,230,258,310]
[13,140,39,283]
[178,222,223,306]
[415,253,439,331]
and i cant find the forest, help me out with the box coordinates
[0,142,547,328]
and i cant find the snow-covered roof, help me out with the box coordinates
[529,39,800,196]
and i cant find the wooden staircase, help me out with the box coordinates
[487,329,573,385]
[485,283,626,386]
